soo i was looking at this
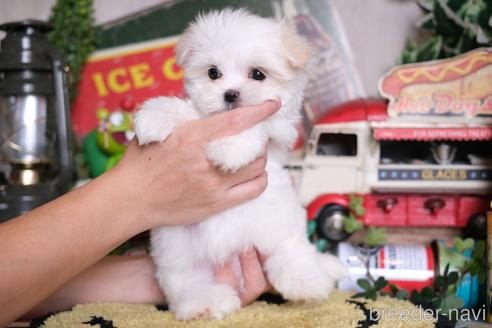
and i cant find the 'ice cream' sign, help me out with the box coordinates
[71,37,184,135]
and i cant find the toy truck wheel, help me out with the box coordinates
[316,204,351,241]
[464,212,487,239]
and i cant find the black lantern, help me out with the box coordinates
[0,20,73,221]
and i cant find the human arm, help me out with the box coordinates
[22,255,165,319]
[0,100,280,325]
[24,250,271,319]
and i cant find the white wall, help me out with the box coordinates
[0,0,422,95]
[0,0,167,25]
[333,0,422,96]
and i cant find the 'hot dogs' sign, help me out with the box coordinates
[71,37,184,135]
[379,48,492,119]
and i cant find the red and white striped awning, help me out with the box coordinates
[374,127,492,141]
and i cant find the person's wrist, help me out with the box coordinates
[95,165,153,236]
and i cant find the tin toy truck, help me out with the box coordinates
[289,48,492,241]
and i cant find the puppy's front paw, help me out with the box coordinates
[207,134,266,172]
[173,284,241,320]
[317,253,350,281]
[134,109,174,146]
[134,97,198,145]
[270,261,335,301]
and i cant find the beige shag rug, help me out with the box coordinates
[37,290,435,328]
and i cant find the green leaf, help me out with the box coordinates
[410,289,422,304]
[344,214,363,233]
[412,36,444,63]
[478,270,486,284]
[355,206,365,217]
[388,283,399,294]
[349,195,365,216]
[435,275,446,288]
[357,279,372,291]
[401,48,419,64]
[443,263,450,277]
[315,238,328,252]
[351,292,369,299]
[477,4,492,38]
[396,289,409,300]
[374,277,388,290]
[434,0,465,37]
[473,240,485,258]
[420,286,435,300]
[402,0,492,63]
[457,0,486,25]
[446,0,467,12]
[461,259,472,272]
[48,0,97,103]
[470,262,480,276]
[307,220,317,237]
[447,29,478,56]
[418,13,437,32]
[439,294,464,312]
[367,291,378,301]
[363,227,387,247]
[453,237,466,252]
[447,271,459,285]
[417,0,434,12]
[462,238,474,250]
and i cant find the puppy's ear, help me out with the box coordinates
[175,26,194,67]
[280,20,310,69]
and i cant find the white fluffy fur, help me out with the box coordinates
[134,9,348,320]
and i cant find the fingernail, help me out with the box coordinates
[266,99,281,107]
[245,248,255,257]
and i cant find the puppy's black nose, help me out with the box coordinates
[224,89,240,103]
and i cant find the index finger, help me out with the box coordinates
[189,100,280,141]
[238,249,271,305]
[214,261,240,292]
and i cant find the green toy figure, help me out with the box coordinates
[83,98,135,177]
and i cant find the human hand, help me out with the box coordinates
[110,100,280,231]
[214,249,271,306]
[206,125,268,172]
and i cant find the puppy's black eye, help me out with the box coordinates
[250,69,266,81]
[208,67,222,80]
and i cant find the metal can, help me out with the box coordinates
[337,241,484,309]
[337,242,435,292]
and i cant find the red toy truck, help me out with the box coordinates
[289,48,492,241]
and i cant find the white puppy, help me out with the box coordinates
[134,9,348,320]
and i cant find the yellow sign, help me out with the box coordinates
[422,169,467,181]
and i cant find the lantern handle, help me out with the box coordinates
[51,52,73,191]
